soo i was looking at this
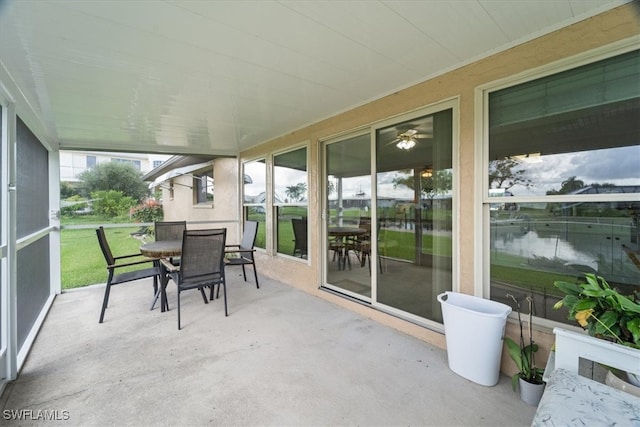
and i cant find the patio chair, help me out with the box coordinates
[224,220,260,291]
[347,217,372,271]
[377,224,398,274]
[150,221,187,309]
[291,218,308,258]
[163,228,228,329]
[96,226,160,323]
[155,220,186,241]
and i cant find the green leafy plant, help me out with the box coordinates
[554,273,640,350]
[130,199,163,223]
[91,190,136,217]
[504,294,545,391]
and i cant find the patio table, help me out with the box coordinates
[329,227,365,270]
[140,240,182,312]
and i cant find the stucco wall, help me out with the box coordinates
[161,157,241,241]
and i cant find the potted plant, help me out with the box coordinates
[504,294,546,405]
[554,273,640,388]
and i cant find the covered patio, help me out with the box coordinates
[1,1,639,422]
[1,273,535,426]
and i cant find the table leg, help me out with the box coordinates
[160,261,169,312]
[150,260,170,312]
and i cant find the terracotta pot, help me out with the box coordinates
[518,377,545,406]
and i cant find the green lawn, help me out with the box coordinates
[62,226,150,289]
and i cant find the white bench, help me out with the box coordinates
[532,328,640,426]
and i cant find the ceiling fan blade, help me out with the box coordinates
[415,133,432,139]
[384,137,401,147]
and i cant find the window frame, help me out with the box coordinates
[476,39,640,328]
[192,167,214,207]
[272,144,309,261]
[242,158,268,251]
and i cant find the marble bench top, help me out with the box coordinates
[532,368,640,427]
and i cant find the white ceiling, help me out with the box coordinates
[0,0,629,156]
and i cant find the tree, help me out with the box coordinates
[285,182,307,202]
[488,158,532,191]
[392,169,452,206]
[546,176,586,195]
[561,176,584,193]
[327,180,336,197]
[78,162,149,202]
[60,181,78,199]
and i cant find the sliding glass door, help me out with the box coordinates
[325,133,372,300]
[374,109,453,322]
[323,104,455,324]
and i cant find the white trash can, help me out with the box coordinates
[437,291,512,386]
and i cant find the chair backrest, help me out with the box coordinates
[155,221,186,241]
[96,226,115,266]
[292,218,308,251]
[240,221,258,249]
[179,228,227,283]
[358,217,372,237]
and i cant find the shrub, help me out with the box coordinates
[130,199,163,223]
[61,195,89,216]
[91,190,136,217]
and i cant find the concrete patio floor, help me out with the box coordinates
[1,272,536,426]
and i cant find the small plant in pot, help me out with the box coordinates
[504,294,545,406]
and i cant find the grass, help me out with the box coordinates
[61,226,150,289]
[490,264,575,295]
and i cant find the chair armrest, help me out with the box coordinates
[159,258,179,272]
[114,253,146,261]
[109,258,156,269]
[225,248,255,254]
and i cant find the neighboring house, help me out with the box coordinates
[143,156,241,240]
[59,150,169,184]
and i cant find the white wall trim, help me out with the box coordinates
[16,294,55,371]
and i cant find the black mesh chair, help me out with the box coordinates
[163,228,227,329]
[96,226,160,323]
[291,218,308,258]
[347,217,372,270]
[224,221,259,289]
[155,220,186,241]
[150,221,186,310]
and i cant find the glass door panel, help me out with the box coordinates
[375,110,453,322]
[325,134,372,299]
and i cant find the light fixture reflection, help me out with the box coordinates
[421,168,433,178]
[396,138,416,150]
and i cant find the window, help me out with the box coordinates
[153,160,163,169]
[194,170,214,205]
[243,159,267,249]
[111,158,141,170]
[274,147,308,258]
[86,155,96,168]
[486,49,640,323]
